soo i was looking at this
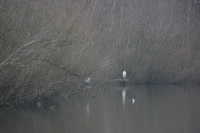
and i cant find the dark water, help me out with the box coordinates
[0,85,200,133]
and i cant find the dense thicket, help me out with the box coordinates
[0,0,200,105]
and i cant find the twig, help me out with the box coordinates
[0,27,54,67]
[42,59,80,77]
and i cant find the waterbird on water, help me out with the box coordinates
[84,77,91,86]
[129,99,135,104]
[122,70,126,79]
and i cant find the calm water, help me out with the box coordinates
[0,85,200,133]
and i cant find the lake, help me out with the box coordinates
[0,84,200,133]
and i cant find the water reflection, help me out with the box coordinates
[0,85,200,133]
[122,89,126,110]
[85,102,90,119]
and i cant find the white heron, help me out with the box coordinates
[122,70,126,79]
[84,77,91,85]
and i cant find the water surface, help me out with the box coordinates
[0,85,200,133]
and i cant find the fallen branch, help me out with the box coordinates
[67,86,91,96]
[110,78,131,82]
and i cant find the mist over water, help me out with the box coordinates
[1,85,200,133]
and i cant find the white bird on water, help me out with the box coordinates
[129,99,135,104]
[84,77,91,86]
[122,70,126,79]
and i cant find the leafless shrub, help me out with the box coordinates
[0,0,200,106]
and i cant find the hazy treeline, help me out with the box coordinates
[0,0,200,105]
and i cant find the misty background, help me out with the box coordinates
[0,0,200,105]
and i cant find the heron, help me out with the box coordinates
[122,70,126,79]
[84,77,91,86]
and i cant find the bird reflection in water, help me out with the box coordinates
[122,89,126,110]
[84,102,90,120]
